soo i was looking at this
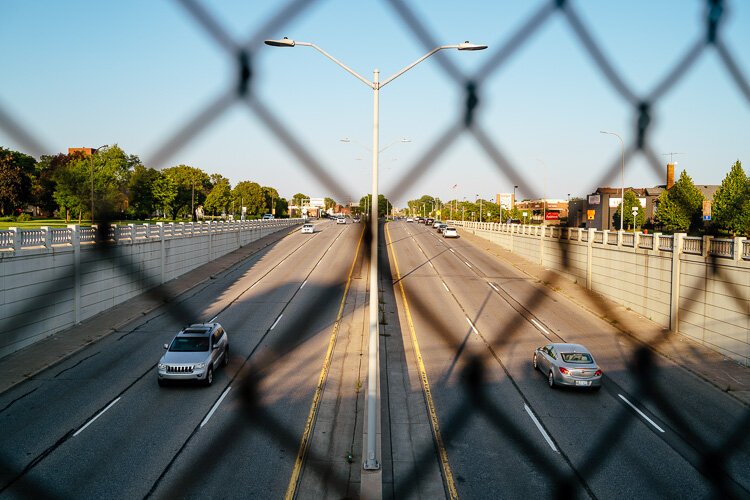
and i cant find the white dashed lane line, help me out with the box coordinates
[300,280,307,290]
[201,387,232,428]
[524,404,559,453]
[465,318,479,335]
[74,397,121,437]
[442,281,450,292]
[530,318,552,337]
[270,314,283,330]
[464,261,472,269]
[619,394,665,433]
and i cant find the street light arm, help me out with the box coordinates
[299,42,375,89]
[380,46,451,88]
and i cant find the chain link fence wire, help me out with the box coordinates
[1,0,749,498]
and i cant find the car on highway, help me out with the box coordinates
[352,217,360,223]
[336,217,347,224]
[432,220,443,228]
[436,223,448,233]
[406,217,413,222]
[425,218,434,225]
[262,214,274,220]
[443,227,458,238]
[533,343,602,390]
[301,223,314,234]
[158,323,229,386]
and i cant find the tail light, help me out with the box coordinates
[595,369,602,376]
[559,367,570,375]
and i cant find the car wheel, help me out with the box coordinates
[205,366,214,386]
[548,371,555,389]
[223,346,230,366]
[533,353,538,370]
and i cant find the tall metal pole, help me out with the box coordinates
[601,131,624,231]
[365,69,380,470]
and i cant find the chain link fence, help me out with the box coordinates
[1,0,749,498]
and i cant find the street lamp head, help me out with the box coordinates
[458,41,488,51]
[264,37,296,47]
[340,138,351,143]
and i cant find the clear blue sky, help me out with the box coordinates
[2,0,749,207]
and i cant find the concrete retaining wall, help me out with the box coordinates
[451,221,750,366]
[0,219,300,358]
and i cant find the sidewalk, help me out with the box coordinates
[0,227,298,395]
[457,228,750,406]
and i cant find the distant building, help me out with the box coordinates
[570,163,719,230]
[68,147,95,156]
[515,199,569,225]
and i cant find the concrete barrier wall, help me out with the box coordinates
[451,221,750,366]
[0,219,300,358]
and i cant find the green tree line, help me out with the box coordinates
[0,145,294,223]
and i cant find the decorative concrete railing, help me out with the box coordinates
[446,221,749,261]
[0,219,302,253]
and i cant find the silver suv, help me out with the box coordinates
[157,323,229,386]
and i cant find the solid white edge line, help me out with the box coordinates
[209,315,219,323]
[530,318,550,336]
[442,281,449,292]
[74,397,122,437]
[465,317,479,335]
[300,280,307,290]
[201,386,232,428]
[270,314,283,330]
[524,404,559,453]
[618,394,665,433]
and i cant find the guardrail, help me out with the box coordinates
[446,221,750,261]
[0,219,303,253]
[683,236,703,255]
[709,238,734,259]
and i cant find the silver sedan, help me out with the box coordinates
[533,343,602,390]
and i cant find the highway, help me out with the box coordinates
[385,220,750,499]
[0,218,748,499]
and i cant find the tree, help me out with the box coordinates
[712,160,750,236]
[0,147,34,216]
[33,153,71,217]
[231,181,265,217]
[127,165,162,219]
[162,165,210,220]
[360,194,391,217]
[262,186,280,215]
[151,172,177,218]
[612,190,645,230]
[324,197,336,211]
[204,178,232,217]
[655,170,704,233]
[53,152,91,223]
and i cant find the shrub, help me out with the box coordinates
[16,213,32,222]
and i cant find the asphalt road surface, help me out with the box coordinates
[0,218,748,499]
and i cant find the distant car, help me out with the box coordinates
[436,223,448,233]
[158,323,229,387]
[406,217,414,222]
[533,343,602,390]
[301,223,314,234]
[432,220,442,228]
[336,217,347,224]
[425,218,434,225]
[262,214,274,220]
[352,217,361,223]
[442,227,458,238]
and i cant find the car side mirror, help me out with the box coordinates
[163,344,169,349]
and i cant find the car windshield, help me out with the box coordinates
[561,352,593,364]
[169,337,209,352]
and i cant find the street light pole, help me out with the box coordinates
[601,130,624,232]
[265,37,486,472]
